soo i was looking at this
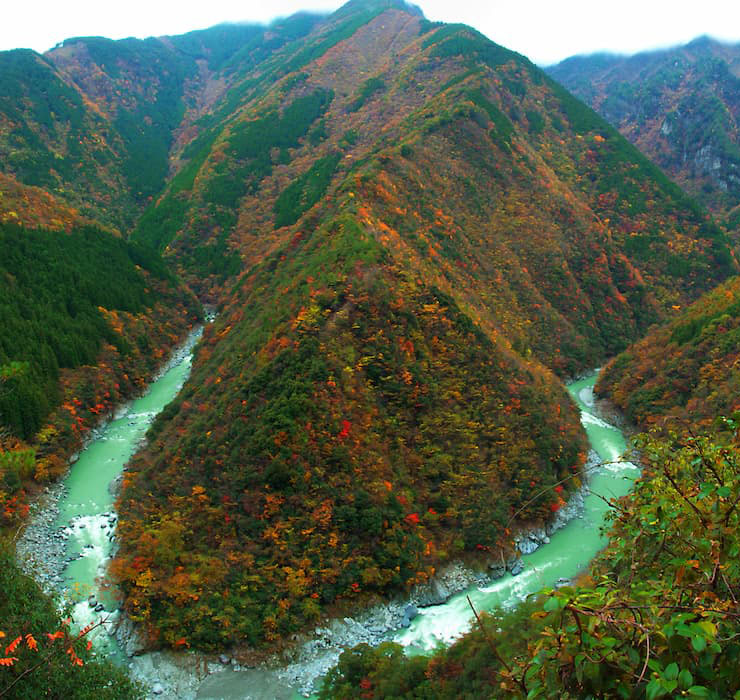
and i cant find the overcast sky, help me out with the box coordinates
[4,0,740,66]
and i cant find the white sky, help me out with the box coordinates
[3,0,740,66]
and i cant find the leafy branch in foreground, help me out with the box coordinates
[1,617,104,697]
[0,546,141,699]
[523,425,740,698]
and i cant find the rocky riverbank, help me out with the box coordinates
[15,325,205,683]
[115,451,597,699]
[15,481,71,596]
[16,444,598,700]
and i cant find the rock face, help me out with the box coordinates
[548,37,740,222]
[412,563,491,607]
[128,651,217,700]
[116,615,148,658]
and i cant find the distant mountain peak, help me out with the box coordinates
[331,0,423,20]
[686,34,719,49]
[548,36,740,221]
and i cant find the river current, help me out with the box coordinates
[52,327,202,659]
[392,373,639,653]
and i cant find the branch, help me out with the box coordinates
[660,463,707,526]
[633,632,651,691]
[466,596,527,693]
[505,459,626,529]
[0,617,107,698]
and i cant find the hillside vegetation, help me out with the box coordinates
[0,222,200,527]
[548,38,740,225]
[100,0,737,651]
[596,274,740,431]
[0,16,324,232]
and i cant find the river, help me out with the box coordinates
[34,327,203,660]
[22,358,638,698]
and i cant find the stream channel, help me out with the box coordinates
[391,374,639,652]
[21,339,640,698]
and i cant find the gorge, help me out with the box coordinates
[2,0,740,698]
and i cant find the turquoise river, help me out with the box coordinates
[46,341,638,697]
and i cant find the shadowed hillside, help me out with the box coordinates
[548,38,740,227]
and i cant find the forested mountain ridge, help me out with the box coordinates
[548,37,740,227]
[0,15,324,232]
[1,0,738,672]
[89,0,737,651]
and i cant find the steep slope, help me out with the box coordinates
[0,172,94,230]
[548,37,740,223]
[596,274,740,430]
[134,7,734,346]
[113,212,587,649]
[110,1,736,651]
[0,49,133,231]
[0,16,324,232]
[0,222,200,528]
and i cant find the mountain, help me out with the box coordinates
[548,37,740,226]
[0,0,737,661]
[88,1,735,651]
[595,274,740,431]
[0,16,324,232]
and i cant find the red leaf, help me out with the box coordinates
[5,636,21,655]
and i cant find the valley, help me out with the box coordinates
[1,0,740,697]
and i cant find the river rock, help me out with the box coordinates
[116,614,148,657]
[404,604,419,620]
[151,682,164,695]
[507,556,524,576]
[516,535,539,555]
[413,577,450,606]
[129,650,213,700]
[488,561,506,579]
[108,474,123,496]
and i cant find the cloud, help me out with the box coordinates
[3,0,740,61]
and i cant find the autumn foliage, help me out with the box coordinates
[320,427,740,699]
[597,275,740,431]
[107,4,735,652]
[0,0,736,666]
